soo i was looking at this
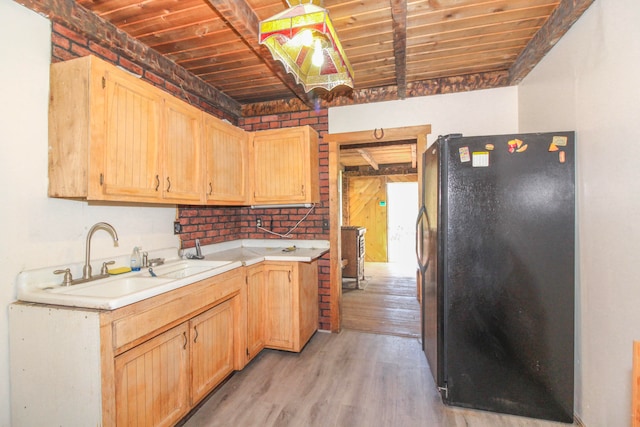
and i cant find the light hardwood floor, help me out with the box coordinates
[182,263,575,427]
[342,262,421,338]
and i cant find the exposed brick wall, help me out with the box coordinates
[177,110,333,330]
[50,22,236,123]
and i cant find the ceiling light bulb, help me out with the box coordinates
[299,29,313,47]
[312,39,324,67]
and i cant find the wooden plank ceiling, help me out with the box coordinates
[73,0,593,108]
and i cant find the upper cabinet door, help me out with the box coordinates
[95,68,163,201]
[251,126,319,205]
[203,115,249,204]
[162,97,203,203]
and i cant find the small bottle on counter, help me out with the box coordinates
[130,246,142,271]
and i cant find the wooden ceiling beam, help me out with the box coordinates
[205,0,315,109]
[508,0,595,84]
[356,149,380,170]
[241,70,508,116]
[390,0,407,99]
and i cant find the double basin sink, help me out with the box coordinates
[19,259,242,310]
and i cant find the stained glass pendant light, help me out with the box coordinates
[258,0,354,93]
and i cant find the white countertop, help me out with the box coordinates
[16,239,329,310]
[192,239,330,266]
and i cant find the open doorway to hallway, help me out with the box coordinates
[341,180,421,338]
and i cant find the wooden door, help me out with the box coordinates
[114,323,189,427]
[349,176,388,262]
[246,264,265,360]
[203,115,249,204]
[162,97,202,203]
[96,68,163,201]
[264,263,295,350]
[189,300,234,405]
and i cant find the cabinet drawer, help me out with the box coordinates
[112,271,242,351]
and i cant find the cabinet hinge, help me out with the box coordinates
[101,76,106,89]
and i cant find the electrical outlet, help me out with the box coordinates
[322,219,329,229]
[256,218,262,228]
[173,221,182,234]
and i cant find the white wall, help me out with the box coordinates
[0,3,179,425]
[328,86,519,145]
[519,1,640,425]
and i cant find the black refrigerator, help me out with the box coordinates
[416,132,575,422]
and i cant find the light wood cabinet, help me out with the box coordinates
[49,56,320,206]
[246,263,265,361]
[49,55,203,204]
[49,55,164,202]
[189,300,234,405]
[114,323,189,427]
[203,115,249,204]
[162,97,203,203]
[250,126,319,205]
[264,260,318,352]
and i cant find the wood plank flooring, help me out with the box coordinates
[182,262,575,426]
[182,330,574,426]
[342,262,421,338]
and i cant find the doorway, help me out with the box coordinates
[341,178,420,337]
[325,125,431,333]
[387,182,418,265]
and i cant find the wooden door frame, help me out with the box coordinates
[324,125,431,332]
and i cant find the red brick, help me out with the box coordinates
[118,57,144,77]
[70,43,91,57]
[52,23,87,46]
[88,41,118,62]
[51,33,71,50]
[281,119,300,127]
[52,46,75,62]
[253,123,270,131]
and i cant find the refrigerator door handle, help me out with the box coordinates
[416,205,426,270]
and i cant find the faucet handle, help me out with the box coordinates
[53,268,73,286]
[101,260,115,275]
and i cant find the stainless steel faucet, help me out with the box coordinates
[187,238,205,259]
[82,222,119,280]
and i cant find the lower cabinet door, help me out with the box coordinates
[246,264,265,360]
[190,300,234,405]
[264,263,295,350]
[114,323,190,427]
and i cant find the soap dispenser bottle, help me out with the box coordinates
[130,246,142,271]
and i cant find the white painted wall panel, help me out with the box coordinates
[328,87,519,146]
